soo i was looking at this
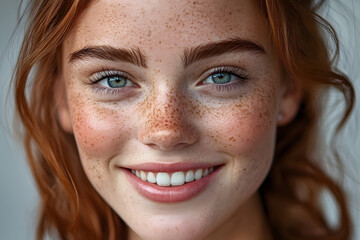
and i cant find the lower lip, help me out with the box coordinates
[122,167,222,203]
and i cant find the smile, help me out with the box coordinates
[121,163,223,202]
[130,167,215,187]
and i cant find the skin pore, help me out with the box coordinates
[57,0,301,239]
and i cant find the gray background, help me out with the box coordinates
[0,0,359,239]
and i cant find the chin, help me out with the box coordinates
[129,216,214,240]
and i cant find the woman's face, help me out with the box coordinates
[59,0,299,239]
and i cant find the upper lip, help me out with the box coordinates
[120,162,224,172]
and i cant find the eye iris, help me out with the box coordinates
[212,72,231,84]
[107,76,127,88]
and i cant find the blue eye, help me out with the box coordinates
[200,66,249,92]
[98,75,135,88]
[204,72,239,85]
[90,70,135,89]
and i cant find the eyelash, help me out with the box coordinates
[88,69,135,95]
[88,66,249,95]
[200,66,249,92]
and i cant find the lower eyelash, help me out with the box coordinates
[92,85,124,95]
[212,80,247,92]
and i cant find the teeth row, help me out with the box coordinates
[131,167,214,187]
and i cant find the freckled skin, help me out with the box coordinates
[57,0,298,240]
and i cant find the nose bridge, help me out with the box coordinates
[138,88,198,150]
[153,91,182,125]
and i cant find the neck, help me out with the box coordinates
[205,193,272,240]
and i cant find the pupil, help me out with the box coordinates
[212,73,230,84]
[108,76,126,88]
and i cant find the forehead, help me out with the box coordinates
[64,0,270,59]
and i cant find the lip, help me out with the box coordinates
[122,162,223,172]
[121,164,223,203]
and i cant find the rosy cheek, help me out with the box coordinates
[208,111,272,152]
[224,110,274,152]
[70,100,128,158]
[206,92,277,155]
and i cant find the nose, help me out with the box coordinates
[138,92,199,151]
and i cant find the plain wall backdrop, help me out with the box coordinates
[0,0,359,239]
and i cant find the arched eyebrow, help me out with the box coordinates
[182,37,265,67]
[68,45,148,68]
[68,38,265,68]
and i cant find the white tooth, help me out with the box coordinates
[140,171,147,181]
[156,173,171,186]
[203,168,209,177]
[136,170,141,178]
[195,169,203,180]
[171,171,185,186]
[131,169,136,174]
[209,167,214,173]
[147,172,156,183]
[185,170,195,182]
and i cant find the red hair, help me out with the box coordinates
[259,1,354,239]
[13,0,355,239]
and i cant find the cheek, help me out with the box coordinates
[202,92,278,202]
[226,107,274,153]
[206,99,276,156]
[69,99,129,158]
[68,98,133,190]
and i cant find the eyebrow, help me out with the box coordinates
[68,37,265,68]
[68,45,148,68]
[182,37,265,67]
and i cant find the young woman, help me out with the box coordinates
[13,0,355,239]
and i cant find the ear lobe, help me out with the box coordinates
[277,80,303,126]
[54,78,73,133]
